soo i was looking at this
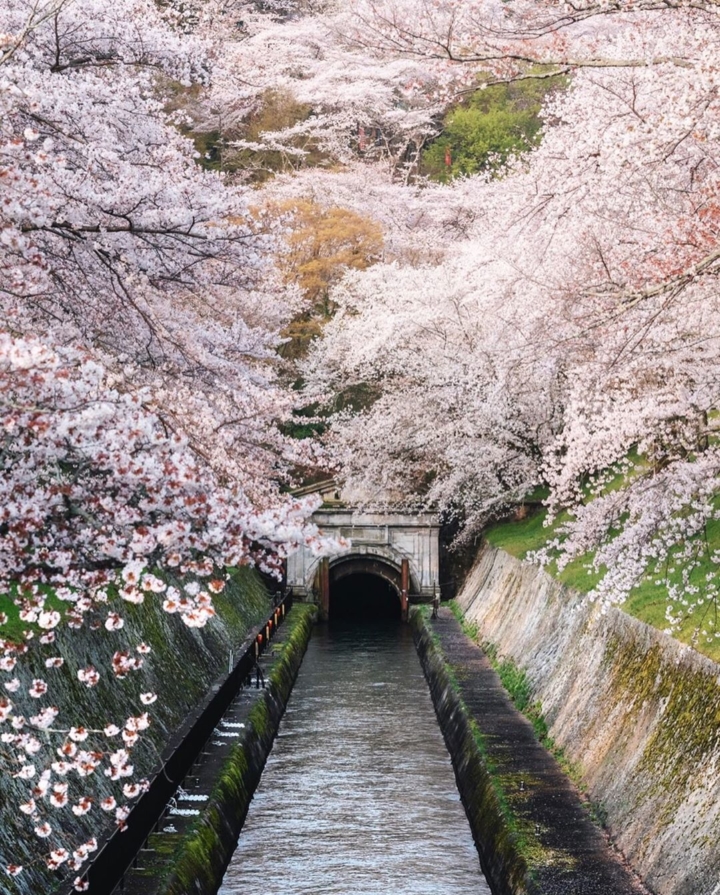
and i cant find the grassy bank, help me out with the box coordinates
[484,509,720,663]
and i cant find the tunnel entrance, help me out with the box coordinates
[330,573,401,621]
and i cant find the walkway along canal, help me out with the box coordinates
[218,619,491,895]
[110,574,651,895]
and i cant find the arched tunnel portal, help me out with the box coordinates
[286,503,440,614]
[318,555,413,621]
[330,557,401,621]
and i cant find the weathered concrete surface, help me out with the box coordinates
[122,603,317,895]
[413,607,647,895]
[457,546,720,895]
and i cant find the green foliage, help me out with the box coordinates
[484,506,720,662]
[167,86,327,180]
[225,89,328,181]
[280,399,326,441]
[191,129,223,171]
[422,77,566,182]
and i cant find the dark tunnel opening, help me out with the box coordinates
[330,573,402,621]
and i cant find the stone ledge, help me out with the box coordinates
[412,606,647,895]
[121,604,317,895]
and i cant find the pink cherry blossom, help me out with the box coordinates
[77,667,101,687]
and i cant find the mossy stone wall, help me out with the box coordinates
[0,568,269,895]
[457,546,720,895]
[411,609,532,895]
[156,604,317,895]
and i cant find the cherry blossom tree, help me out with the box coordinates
[1,0,311,504]
[7,0,720,883]
[0,0,336,885]
[302,243,559,525]
[186,0,470,180]
[0,332,338,889]
[301,0,720,638]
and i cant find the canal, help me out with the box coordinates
[218,617,491,895]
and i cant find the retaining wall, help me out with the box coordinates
[411,609,533,895]
[1,568,269,895]
[152,603,317,895]
[457,546,720,895]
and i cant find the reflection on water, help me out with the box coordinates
[219,620,490,895]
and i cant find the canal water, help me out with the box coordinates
[218,620,491,895]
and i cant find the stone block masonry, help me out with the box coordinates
[120,603,317,895]
[457,546,720,895]
[412,606,647,895]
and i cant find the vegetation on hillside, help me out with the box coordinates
[421,77,566,182]
[485,508,720,663]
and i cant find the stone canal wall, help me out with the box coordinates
[1,568,270,895]
[456,546,720,895]
[129,603,317,895]
[412,608,646,895]
[411,609,533,895]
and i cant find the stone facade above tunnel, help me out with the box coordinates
[286,506,441,601]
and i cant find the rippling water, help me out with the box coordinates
[219,620,490,895]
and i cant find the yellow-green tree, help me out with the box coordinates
[269,199,384,358]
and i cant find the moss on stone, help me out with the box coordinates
[450,601,593,805]
[155,604,316,895]
[411,609,534,895]
[604,631,720,798]
[0,567,272,895]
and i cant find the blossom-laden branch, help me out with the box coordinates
[0,1,342,883]
[298,1,720,648]
[0,333,340,889]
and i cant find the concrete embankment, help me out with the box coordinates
[412,607,646,895]
[121,603,316,895]
[456,546,720,895]
[1,568,270,895]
